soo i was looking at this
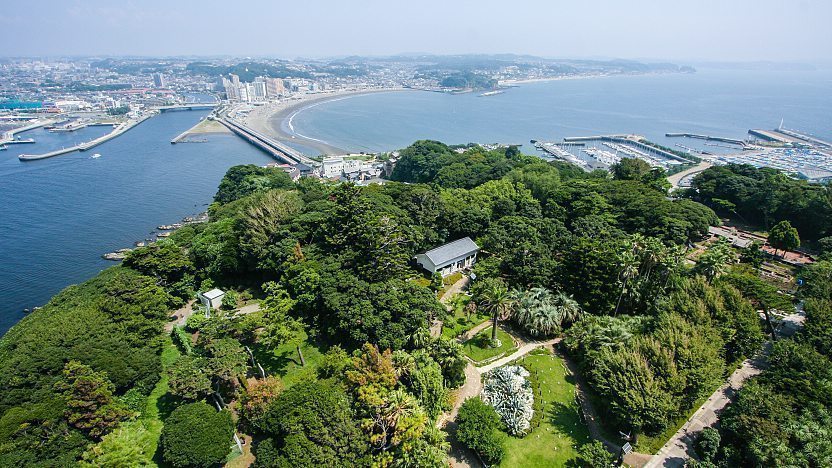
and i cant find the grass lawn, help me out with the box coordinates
[499,350,591,467]
[462,327,516,363]
[441,295,489,339]
[251,330,325,387]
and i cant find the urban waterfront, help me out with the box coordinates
[1,68,831,333]
[0,110,273,333]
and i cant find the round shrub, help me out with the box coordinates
[161,402,234,467]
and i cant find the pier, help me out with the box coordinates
[0,118,59,145]
[157,103,218,113]
[534,141,592,170]
[563,134,695,163]
[18,112,157,161]
[665,132,750,148]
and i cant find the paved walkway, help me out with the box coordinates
[645,311,805,468]
[440,275,471,304]
[460,320,492,341]
[476,338,559,374]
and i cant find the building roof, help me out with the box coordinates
[421,237,479,266]
[201,288,225,300]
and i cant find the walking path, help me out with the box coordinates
[440,275,470,304]
[165,299,196,332]
[476,338,559,373]
[645,311,805,468]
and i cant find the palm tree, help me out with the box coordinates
[553,292,583,326]
[481,282,514,343]
[614,250,639,315]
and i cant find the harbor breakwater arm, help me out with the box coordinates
[18,112,157,161]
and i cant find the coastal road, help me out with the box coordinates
[668,161,712,189]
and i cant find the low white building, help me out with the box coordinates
[415,237,480,277]
[321,156,345,178]
[198,288,225,310]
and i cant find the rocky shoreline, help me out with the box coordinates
[102,211,208,261]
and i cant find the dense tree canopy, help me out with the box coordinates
[686,163,832,240]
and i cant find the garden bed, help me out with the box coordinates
[462,328,517,363]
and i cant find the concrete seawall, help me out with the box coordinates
[19,113,157,161]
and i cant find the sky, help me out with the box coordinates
[1,0,830,63]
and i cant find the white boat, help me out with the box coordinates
[90,153,101,159]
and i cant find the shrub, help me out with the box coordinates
[456,397,506,465]
[577,440,615,467]
[695,427,721,462]
[161,402,234,467]
[221,291,239,310]
[481,366,534,436]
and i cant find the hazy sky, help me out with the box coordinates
[1,0,830,62]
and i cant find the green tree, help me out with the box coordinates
[80,421,155,467]
[204,338,248,388]
[768,220,800,257]
[54,361,132,440]
[258,282,306,366]
[695,239,736,281]
[695,427,721,462]
[259,381,369,466]
[455,397,506,465]
[167,355,212,401]
[577,440,615,467]
[161,402,234,468]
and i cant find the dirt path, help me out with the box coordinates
[165,299,196,333]
[645,311,805,468]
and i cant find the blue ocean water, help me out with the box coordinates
[1,68,830,335]
[0,111,273,333]
[288,68,832,154]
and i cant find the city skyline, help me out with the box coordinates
[1,0,831,63]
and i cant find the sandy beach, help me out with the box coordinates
[243,88,410,155]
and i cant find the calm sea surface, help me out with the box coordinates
[1,68,830,334]
[288,68,832,154]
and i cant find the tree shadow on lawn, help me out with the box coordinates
[547,400,591,445]
[249,339,330,380]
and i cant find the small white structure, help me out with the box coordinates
[199,288,225,310]
[415,237,479,277]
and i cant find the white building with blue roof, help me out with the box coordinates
[415,237,480,277]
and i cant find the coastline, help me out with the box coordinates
[244,88,410,156]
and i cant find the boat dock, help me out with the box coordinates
[0,118,59,145]
[563,134,695,163]
[534,141,592,170]
[665,132,750,148]
[18,112,157,161]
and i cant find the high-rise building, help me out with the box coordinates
[230,74,240,87]
[152,73,166,88]
[251,81,268,102]
[223,77,240,101]
[265,77,285,98]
